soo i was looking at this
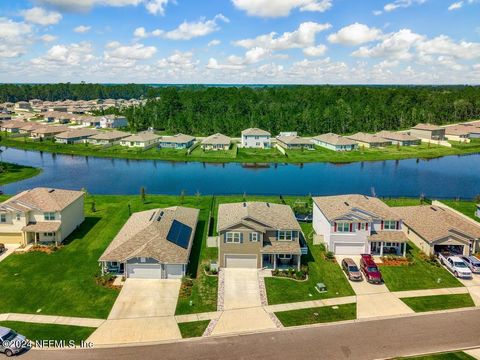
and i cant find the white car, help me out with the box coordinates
[440,255,473,278]
[461,256,480,274]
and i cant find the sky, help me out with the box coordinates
[0,0,479,84]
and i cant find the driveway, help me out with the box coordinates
[223,268,262,310]
[0,244,20,263]
[87,279,182,345]
[108,278,180,319]
[459,274,480,306]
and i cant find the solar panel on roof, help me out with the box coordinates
[166,220,192,249]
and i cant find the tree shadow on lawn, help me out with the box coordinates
[61,216,101,246]
[186,219,206,279]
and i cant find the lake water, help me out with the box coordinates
[1,147,479,198]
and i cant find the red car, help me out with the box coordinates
[360,254,383,284]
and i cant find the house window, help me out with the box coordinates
[43,232,54,237]
[278,254,292,259]
[226,232,241,243]
[336,222,350,232]
[0,214,6,223]
[16,213,21,220]
[140,257,146,263]
[44,212,55,221]
[250,232,259,242]
[384,220,397,230]
[360,223,366,230]
[278,231,293,241]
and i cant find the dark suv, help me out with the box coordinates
[360,254,383,284]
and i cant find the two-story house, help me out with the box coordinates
[217,202,307,270]
[313,195,408,256]
[0,188,85,246]
[241,128,271,149]
[100,115,128,129]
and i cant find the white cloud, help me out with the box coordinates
[353,29,424,60]
[328,23,383,46]
[35,0,172,15]
[303,44,327,57]
[207,58,244,70]
[40,34,57,42]
[235,22,331,51]
[374,0,426,15]
[416,35,480,60]
[31,42,94,66]
[133,27,148,38]
[0,17,32,58]
[104,42,157,60]
[208,39,221,47]
[21,7,62,26]
[231,0,332,17]
[157,50,198,70]
[162,14,229,40]
[448,1,464,10]
[74,25,91,33]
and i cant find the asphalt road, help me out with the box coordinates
[20,309,480,360]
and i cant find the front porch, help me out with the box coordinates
[369,241,407,257]
[262,253,301,270]
[22,221,62,246]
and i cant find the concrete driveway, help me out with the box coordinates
[0,244,20,263]
[223,268,262,310]
[88,279,182,345]
[459,274,480,306]
[108,278,180,319]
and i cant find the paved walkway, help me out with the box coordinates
[465,347,480,359]
[392,287,468,298]
[265,296,356,313]
[0,313,104,327]
[459,274,480,306]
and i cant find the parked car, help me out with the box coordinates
[0,326,27,357]
[341,258,363,281]
[0,243,5,254]
[439,253,472,278]
[461,256,480,274]
[360,254,383,284]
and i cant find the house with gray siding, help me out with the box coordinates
[311,133,358,151]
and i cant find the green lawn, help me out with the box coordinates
[0,162,41,185]
[396,352,476,360]
[441,200,480,223]
[0,194,214,318]
[178,320,210,338]
[379,243,462,291]
[0,321,95,345]
[4,132,478,164]
[382,197,431,207]
[401,294,475,313]
[275,303,356,327]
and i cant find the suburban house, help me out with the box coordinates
[87,130,130,145]
[241,128,271,149]
[375,131,421,146]
[444,125,471,143]
[19,123,46,135]
[100,115,128,129]
[120,132,161,149]
[311,133,358,151]
[15,101,32,112]
[158,134,196,149]
[30,126,69,139]
[0,187,84,246]
[1,121,24,133]
[75,116,101,127]
[55,129,98,144]
[393,205,480,256]
[462,123,480,139]
[313,195,408,256]
[43,111,74,124]
[216,202,307,270]
[409,123,446,141]
[275,135,314,150]
[201,133,231,151]
[346,133,392,148]
[0,113,12,121]
[99,206,199,279]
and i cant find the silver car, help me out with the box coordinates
[0,326,27,357]
[461,256,480,273]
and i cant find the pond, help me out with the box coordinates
[1,147,479,198]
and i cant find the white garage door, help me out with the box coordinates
[225,255,257,268]
[127,264,162,279]
[334,243,365,255]
[165,264,184,279]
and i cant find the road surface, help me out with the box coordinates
[21,309,480,360]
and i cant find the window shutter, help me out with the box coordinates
[396,221,400,230]
[333,222,337,232]
[381,221,384,230]
[240,233,243,243]
[366,223,369,231]
[349,223,353,232]
[357,223,361,230]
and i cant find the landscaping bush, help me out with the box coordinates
[179,277,194,298]
[324,251,335,262]
[95,273,116,288]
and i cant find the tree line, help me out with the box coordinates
[1,83,480,136]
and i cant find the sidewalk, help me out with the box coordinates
[0,313,104,328]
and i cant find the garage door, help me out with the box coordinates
[334,243,365,255]
[0,233,23,244]
[225,255,257,268]
[165,264,183,279]
[126,264,162,279]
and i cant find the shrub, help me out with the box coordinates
[325,251,335,260]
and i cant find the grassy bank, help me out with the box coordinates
[275,303,356,327]
[401,294,475,312]
[397,352,476,360]
[0,321,95,345]
[178,320,210,338]
[0,162,41,185]
[2,134,480,164]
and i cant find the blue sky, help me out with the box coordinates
[1,0,479,84]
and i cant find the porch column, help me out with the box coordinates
[297,255,300,271]
[273,255,277,270]
[34,233,37,246]
[403,243,406,257]
[380,242,384,256]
